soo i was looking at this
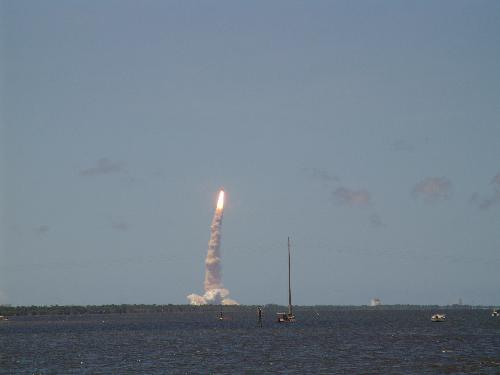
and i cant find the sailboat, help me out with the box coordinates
[277,237,296,323]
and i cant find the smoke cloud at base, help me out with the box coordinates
[187,190,238,305]
[187,288,238,305]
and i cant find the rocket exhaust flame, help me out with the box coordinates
[187,189,238,306]
[216,190,224,211]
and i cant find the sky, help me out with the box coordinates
[1,0,499,306]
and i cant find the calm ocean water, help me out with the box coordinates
[1,308,499,374]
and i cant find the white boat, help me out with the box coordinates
[431,314,446,322]
[277,237,296,323]
[492,309,499,317]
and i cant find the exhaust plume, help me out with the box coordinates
[187,189,238,305]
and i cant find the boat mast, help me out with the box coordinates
[288,236,292,315]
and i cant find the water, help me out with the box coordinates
[1,308,499,374]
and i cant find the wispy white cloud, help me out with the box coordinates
[80,158,125,177]
[412,177,451,202]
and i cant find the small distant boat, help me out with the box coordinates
[431,314,446,322]
[277,237,296,323]
[218,310,230,321]
[0,315,8,321]
[218,310,227,320]
[492,309,499,317]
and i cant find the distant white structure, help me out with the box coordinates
[370,298,382,307]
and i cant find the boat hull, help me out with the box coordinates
[431,314,446,322]
[277,313,295,323]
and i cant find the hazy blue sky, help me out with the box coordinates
[1,0,499,306]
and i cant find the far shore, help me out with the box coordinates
[0,303,497,317]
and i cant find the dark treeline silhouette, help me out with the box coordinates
[0,303,488,317]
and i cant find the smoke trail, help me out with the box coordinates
[187,190,238,305]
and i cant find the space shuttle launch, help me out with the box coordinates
[204,189,225,292]
[187,189,238,305]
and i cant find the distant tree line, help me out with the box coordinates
[0,304,204,316]
[0,303,490,317]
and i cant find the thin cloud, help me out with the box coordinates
[35,225,50,235]
[302,167,340,185]
[112,221,129,232]
[470,192,499,210]
[412,177,451,202]
[333,187,371,207]
[491,173,500,189]
[471,172,500,210]
[304,168,371,208]
[80,158,125,176]
[369,213,384,228]
[389,139,415,152]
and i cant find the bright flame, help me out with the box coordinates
[216,190,225,210]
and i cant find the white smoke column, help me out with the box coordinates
[187,189,238,305]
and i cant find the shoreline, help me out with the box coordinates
[1,303,497,317]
